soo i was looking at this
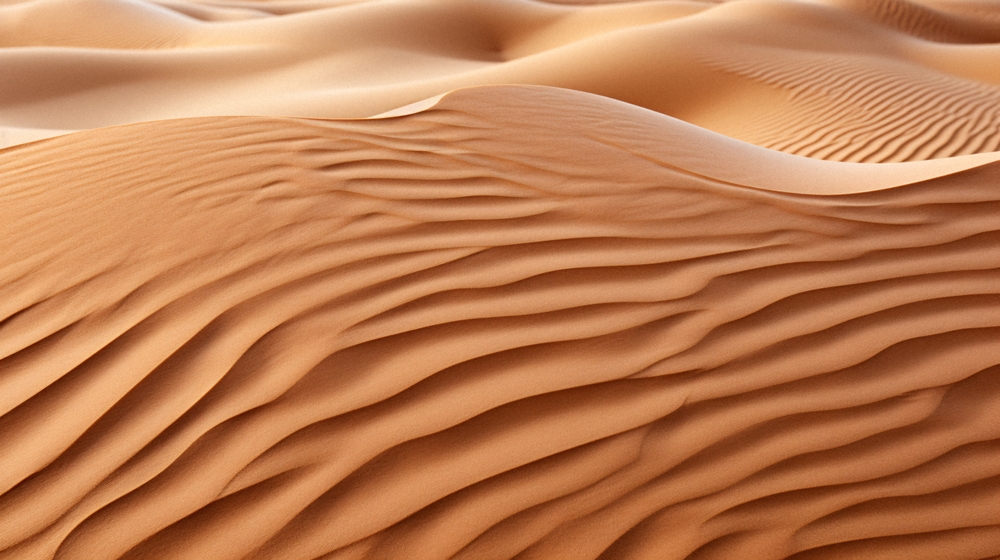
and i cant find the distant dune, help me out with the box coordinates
[2,1,1000,559]
[6,0,1000,160]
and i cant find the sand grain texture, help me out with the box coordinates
[1,85,1000,559]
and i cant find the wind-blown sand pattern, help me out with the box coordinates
[6,0,1000,159]
[3,1,1000,559]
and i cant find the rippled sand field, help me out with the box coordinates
[3,1,1000,558]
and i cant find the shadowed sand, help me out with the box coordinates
[5,0,1000,161]
[1,85,999,559]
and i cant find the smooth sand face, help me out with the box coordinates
[3,2,1000,560]
[5,0,1000,159]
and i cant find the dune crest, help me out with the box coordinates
[2,85,999,559]
[4,0,1000,162]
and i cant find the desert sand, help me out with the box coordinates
[2,0,1000,559]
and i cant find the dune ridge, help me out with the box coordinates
[4,0,1000,163]
[700,44,1000,162]
[1,85,999,559]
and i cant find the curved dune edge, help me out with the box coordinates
[5,0,1000,161]
[10,84,1000,194]
[369,93,450,119]
[2,83,1000,560]
[0,126,77,149]
[376,85,1000,194]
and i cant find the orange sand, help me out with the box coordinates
[2,1,1000,559]
[6,0,1000,160]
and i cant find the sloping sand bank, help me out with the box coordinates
[5,0,1000,161]
[2,86,999,559]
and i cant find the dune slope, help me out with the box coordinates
[1,86,998,559]
[4,0,1000,161]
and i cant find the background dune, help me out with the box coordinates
[2,85,1000,559]
[5,0,1000,161]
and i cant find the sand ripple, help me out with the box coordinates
[5,0,1000,163]
[1,86,998,559]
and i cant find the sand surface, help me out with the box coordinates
[3,1,1000,559]
[6,0,1000,159]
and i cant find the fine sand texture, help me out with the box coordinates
[6,0,1000,161]
[2,84,1000,559]
[5,0,1000,558]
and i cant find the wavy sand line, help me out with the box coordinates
[702,46,1000,162]
[1,85,999,559]
[826,0,1000,43]
[5,0,1000,163]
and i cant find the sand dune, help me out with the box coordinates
[2,85,1000,559]
[4,0,1000,557]
[5,0,1000,161]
